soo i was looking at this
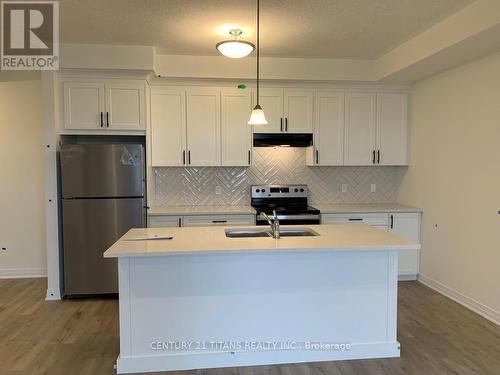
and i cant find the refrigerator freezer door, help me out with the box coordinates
[62,197,145,296]
[60,144,144,198]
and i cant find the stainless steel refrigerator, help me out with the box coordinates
[60,143,145,297]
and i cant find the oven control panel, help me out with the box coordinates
[251,185,308,198]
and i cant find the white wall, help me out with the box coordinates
[398,50,500,323]
[0,73,47,278]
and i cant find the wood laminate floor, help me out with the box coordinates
[0,279,499,375]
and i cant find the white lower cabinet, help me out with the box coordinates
[149,216,182,228]
[321,212,421,278]
[183,215,255,227]
[148,214,255,228]
[388,213,421,278]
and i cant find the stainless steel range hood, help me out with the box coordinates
[253,133,313,147]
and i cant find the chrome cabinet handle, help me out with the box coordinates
[100,112,103,127]
[390,214,394,229]
[349,218,363,221]
[188,150,191,165]
[248,150,251,165]
[377,150,380,164]
[182,150,186,165]
[280,118,283,132]
[316,150,319,164]
[106,112,110,128]
[285,117,288,132]
[372,150,376,164]
[211,220,227,224]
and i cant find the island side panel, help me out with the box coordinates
[386,250,399,342]
[117,249,399,373]
[118,258,132,358]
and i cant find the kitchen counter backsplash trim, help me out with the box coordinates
[154,148,406,206]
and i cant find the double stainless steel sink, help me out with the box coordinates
[225,228,319,238]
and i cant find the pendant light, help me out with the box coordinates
[216,29,255,58]
[248,0,268,125]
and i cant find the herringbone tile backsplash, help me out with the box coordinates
[154,148,407,206]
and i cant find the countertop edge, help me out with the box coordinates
[104,244,421,258]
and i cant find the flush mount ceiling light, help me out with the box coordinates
[216,29,255,58]
[248,0,268,125]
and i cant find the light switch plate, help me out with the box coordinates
[215,186,222,195]
[370,183,376,193]
[341,184,347,193]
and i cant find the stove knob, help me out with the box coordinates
[300,188,304,192]
[256,189,260,193]
[294,188,299,192]
[261,188,266,193]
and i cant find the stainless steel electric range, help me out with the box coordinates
[251,185,321,225]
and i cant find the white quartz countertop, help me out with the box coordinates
[104,224,420,258]
[314,203,422,214]
[148,205,256,216]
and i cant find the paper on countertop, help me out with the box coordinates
[124,234,174,241]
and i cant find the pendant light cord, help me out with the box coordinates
[256,0,260,106]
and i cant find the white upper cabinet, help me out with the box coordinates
[344,93,377,166]
[186,88,221,166]
[63,81,105,130]
[255,88,314,133]
[106,82,145,130]
[377,93,408,165]
[221,89,253,166]
[308,92,344,166]
[63,79,146,131]
[150,88,186,166]
[256,88,284,133]
[284,90,314,133]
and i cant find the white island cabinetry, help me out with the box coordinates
[104,224,419,374]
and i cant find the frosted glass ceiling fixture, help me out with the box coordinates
[248,0,268,125]
[216,29,255,58]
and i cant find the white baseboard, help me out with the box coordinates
[0,267,47,279]
[398,274,417,281]
[45,288,61,300]
[418,274,500,326]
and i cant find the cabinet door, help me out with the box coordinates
[150,88,186,166]
[321,213,389,226]
[254,88,283,133]
[63,81,105,130]
[186,88,221,166]
[344,93,377,166]
[389,213,421,277]
[149,216,182,228]
[183,215,255,227]
[284,90,314,133]
[105,81,146,130]
[314,92,344,165]
[221,89,253,166]
[377,93,408,165]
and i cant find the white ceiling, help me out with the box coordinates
[60,0,474,59]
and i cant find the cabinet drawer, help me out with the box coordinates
[183,215,255,227]
[321,213,389,226]
[149,216,182,228]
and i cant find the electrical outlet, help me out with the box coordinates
[341,184,347,193]
[215,186,222,195]
[370,183,376,193]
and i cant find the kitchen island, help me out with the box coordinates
[104,224,420,374]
